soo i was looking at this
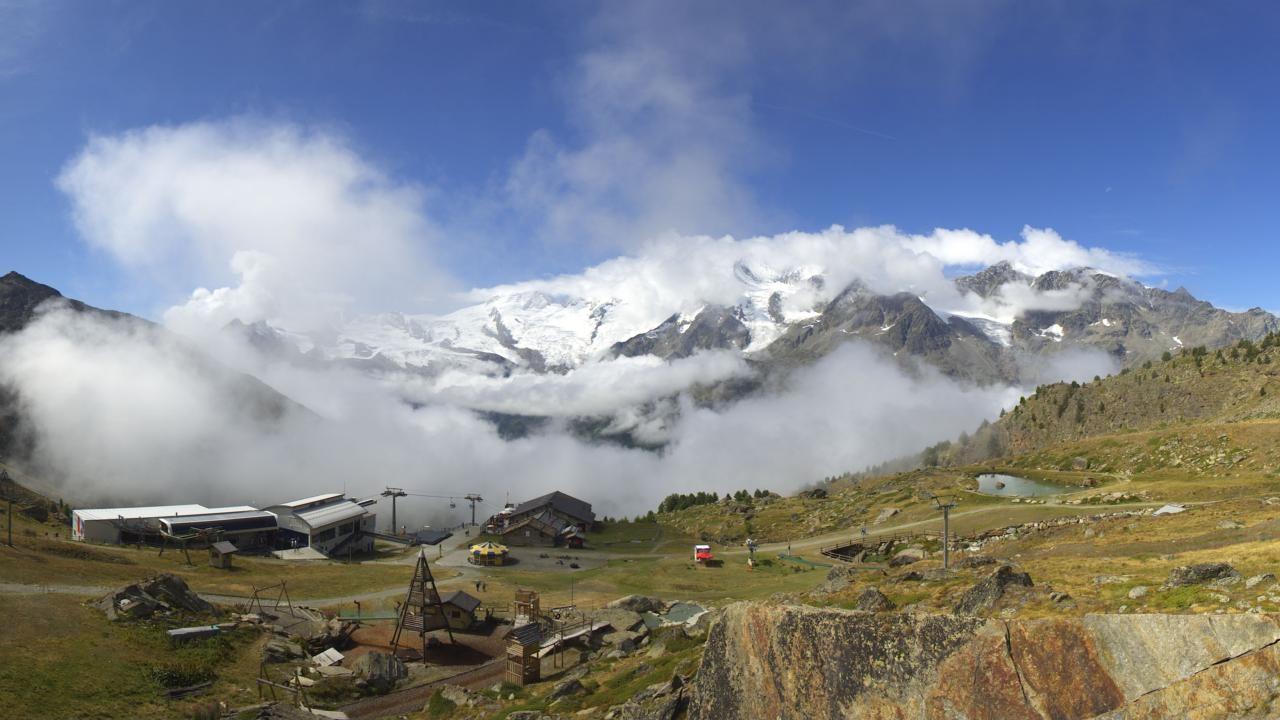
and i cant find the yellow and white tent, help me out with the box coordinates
[469,541,509,566]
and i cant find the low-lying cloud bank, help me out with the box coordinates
[0,304,1018,522]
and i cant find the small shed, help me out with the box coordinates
[441,590,482,630]
[209,540,239,569]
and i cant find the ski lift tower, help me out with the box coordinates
[926,493,958,570]
[464,494,484,526]
[382,487,407,534]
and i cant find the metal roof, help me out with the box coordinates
[443,590,482,614]
[275,493,344,509]
[508,623,543,646]
[414,529,453,546]
[210,541,239,554]
[200,505,257,514]
[160,510,278,534]
[511,491,595,524]
[73,504,210,522]
[294,500,368,529]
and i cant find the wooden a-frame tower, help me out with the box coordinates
[390,548,454,659]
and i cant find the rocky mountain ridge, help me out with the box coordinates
[252,261,1278,390]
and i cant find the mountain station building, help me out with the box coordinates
[263,493,378,555]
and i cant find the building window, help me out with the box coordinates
[315,528,336,543]
[339,522,353,536]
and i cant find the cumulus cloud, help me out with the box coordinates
[503,5,764,250]
[468,224,1154,347]
[903,226,1156,277]
[56,119,453,334]
[410,351,751,418]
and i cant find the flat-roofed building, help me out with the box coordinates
[72,504,212,544]
[158,508,278,549]
[264,493,377,556]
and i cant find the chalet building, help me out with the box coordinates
[440,590,483,630]
[264,493,377,555]
[490,491,595,547]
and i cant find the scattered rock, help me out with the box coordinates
[1218,520,1245,530]
[1246,574,1277,590]
[797,488,828,499]
[507,712,545,720]
[1071,456,1089,470]
[1166,562,1240,588]
[1049,591,1072,604]
[954,565,1033,615]
[438,685,474,707]
[957,556,997,569]
[607,595,668,614]
[874,507,900,525]
[550,678,587,700]
[262,637,305,663]
[1092,575,1131,586]
[93,573,216,622]
[1127,586,1149,600]
[853,587,895,613]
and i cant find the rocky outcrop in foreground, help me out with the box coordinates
[691,603,1280,719]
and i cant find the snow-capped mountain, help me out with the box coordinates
[243,259,1280,392]
[266,260,826,377]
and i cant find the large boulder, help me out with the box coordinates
[954,565,1033,615]
[853,587,895,613]
[1166,562,1240,587]
[350,651,407,694]
[889,548,925,567]
[262,637,306,663]
[690,602,1280,720]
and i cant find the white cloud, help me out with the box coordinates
[903,225,1155,277]
[502,7,763,251]
[467,224,1154,344]
[56,119,453,334]
[410,351,751,418]
[0,304,1015,519]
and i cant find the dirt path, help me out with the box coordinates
[342,658,505,719]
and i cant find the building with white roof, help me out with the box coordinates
[264,493,377,556]
[72,504,212,543]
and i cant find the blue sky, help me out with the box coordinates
[3,1,1280,319]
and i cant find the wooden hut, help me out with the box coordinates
[208,540,239,569]
[505,623,542,686]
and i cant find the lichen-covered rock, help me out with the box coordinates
[349,651,407,694]
[1166,562,1240,587]
[954,564,1033,615]
[689,603,1280,720]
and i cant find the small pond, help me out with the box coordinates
[975,473,1069,497]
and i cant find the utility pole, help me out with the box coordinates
[382,487,407,534]
[7,498,12,547]
[464,494,483,526]
[928,494,958,570]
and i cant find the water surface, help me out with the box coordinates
[975,473,1068,497]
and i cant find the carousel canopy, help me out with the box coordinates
[470,541,509,556]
